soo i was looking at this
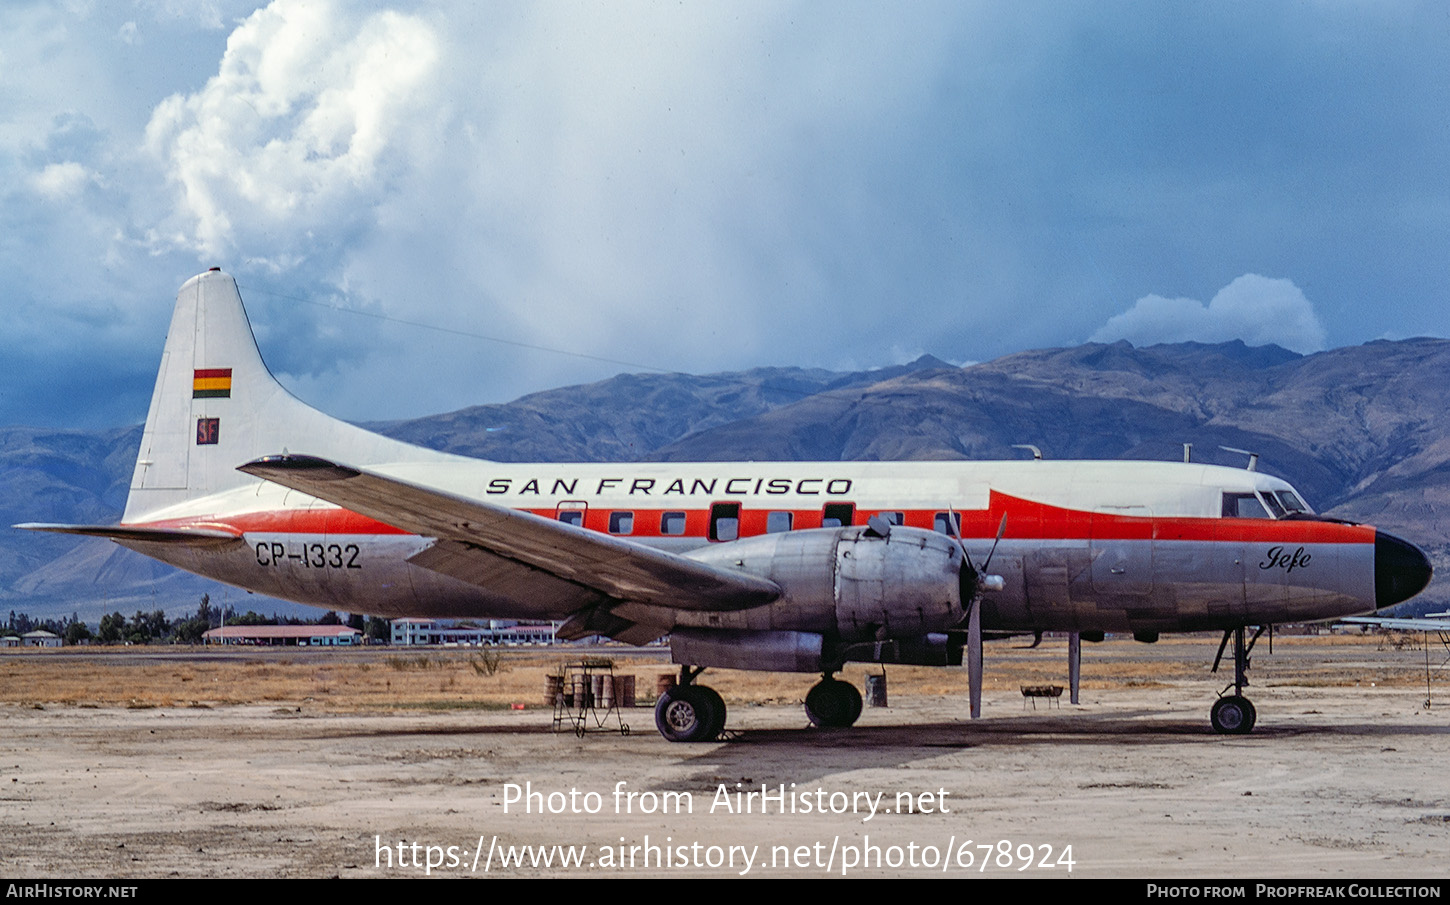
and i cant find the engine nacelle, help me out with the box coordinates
[669,628,966,673]
[683,525,968,642]
[839,632,965,667]
[671,628,825,672]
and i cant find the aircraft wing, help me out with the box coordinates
[237,455,782,621]
[1340,616,1450,632]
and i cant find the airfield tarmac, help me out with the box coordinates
[0,635,1446,879]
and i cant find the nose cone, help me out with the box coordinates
[1375,530,1433,609]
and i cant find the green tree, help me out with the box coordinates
[228,611,272,626]
[173,594,215,644]
[125,609,171,644]
[98,612,126,644]
[366,616,391,644]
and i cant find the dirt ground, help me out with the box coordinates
[1,634,1446,879]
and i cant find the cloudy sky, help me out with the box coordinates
[3,1,1449,429]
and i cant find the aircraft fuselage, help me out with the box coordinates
[122,457,1394,637]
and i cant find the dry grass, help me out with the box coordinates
[0,632,1436,710]
[0,648,563,710]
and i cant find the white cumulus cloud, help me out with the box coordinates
[1089,274,1328,353]
[29,161,93,199]
[144,0,440,258]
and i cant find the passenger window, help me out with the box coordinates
[822,503,854,528]
[934,512,962,535]
[660,511,687,535]
[1221,493,1269,519]
[880,511,904,525]
[710,503,741,542]
[608,511,634,534]
[766,511,793,533]
[558,510,584,527]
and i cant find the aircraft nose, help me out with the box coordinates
[1375,530,1433,609]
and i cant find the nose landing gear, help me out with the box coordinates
[1210,694,1256,734]
[1210,625,1265,734]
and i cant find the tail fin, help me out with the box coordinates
[123,269,443,522]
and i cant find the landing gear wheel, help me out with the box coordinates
[845,682,863,725]
[805,678,863,728]
[1210,695,1257,735]
[654,685,724,742]
[696,685,727,739]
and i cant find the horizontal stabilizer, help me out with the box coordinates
[14,522,244,547]
[237,454,781,613]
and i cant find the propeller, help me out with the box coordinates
[947,508,1008,602]
[946,507,1007,722]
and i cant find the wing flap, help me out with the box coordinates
[407,539,612,613]
[556,609,664,646]
[238,454,780,613]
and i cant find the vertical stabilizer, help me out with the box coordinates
[123,269,446,522]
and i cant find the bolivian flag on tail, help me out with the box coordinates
[193,368,232,399]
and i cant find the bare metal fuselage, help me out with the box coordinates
[121,458,1383,638]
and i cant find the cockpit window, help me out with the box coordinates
[1275,490,1311,514]
[1261,492,1287,519]
[1222,492,1271,519]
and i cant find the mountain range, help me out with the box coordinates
[5,337,1448,622]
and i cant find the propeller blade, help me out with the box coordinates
[947,506,976,574]
[981,513,1008,573]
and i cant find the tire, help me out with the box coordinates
[1210,695,1257,735]
[845,682,863,725]
[654,685,723,742]
[805,678,864,728]
[697,685,727,739]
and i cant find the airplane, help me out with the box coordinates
[1338,613,1450,709]
[17,269,1435,741]
[1340,613,1450,633]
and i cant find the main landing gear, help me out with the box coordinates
[654,666,726,743]
[1210,625,1265,734]
[654,668,867,740]
[804,674,863,728]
